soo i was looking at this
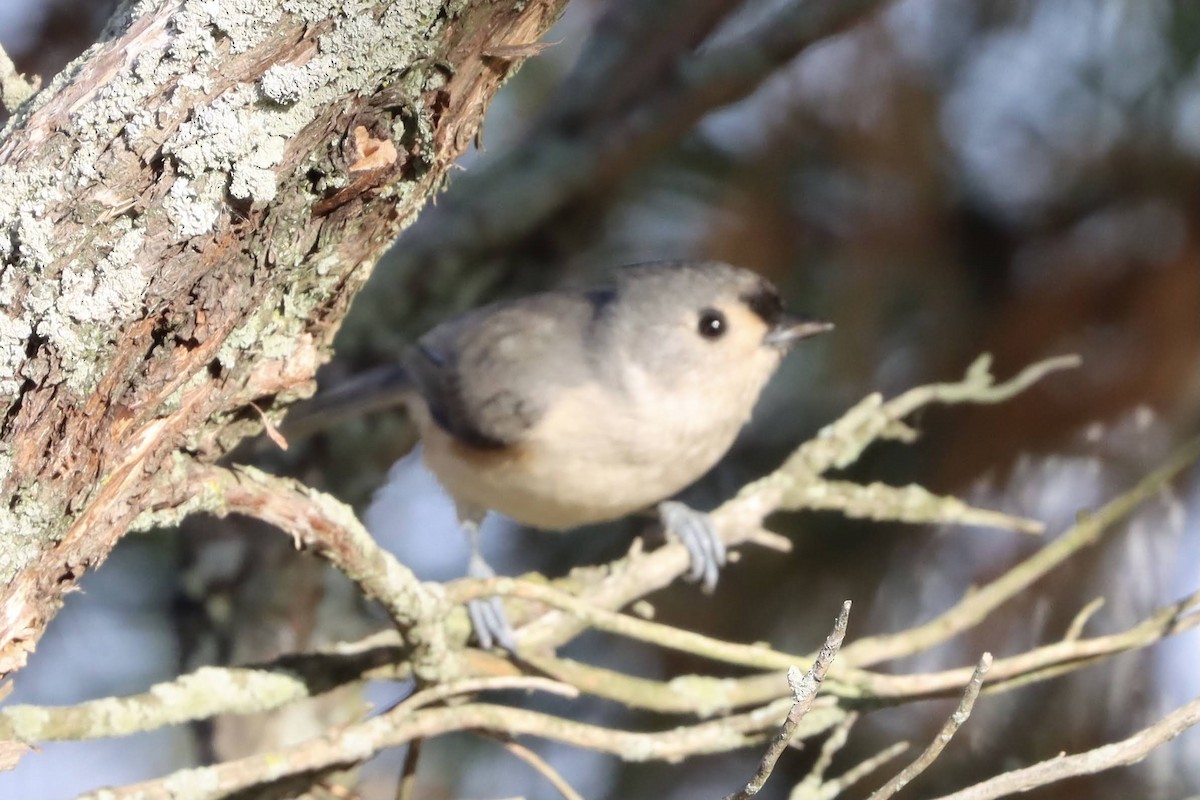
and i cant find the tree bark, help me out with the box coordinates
[0,0,567,678]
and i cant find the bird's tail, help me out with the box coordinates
[280,361,413,439]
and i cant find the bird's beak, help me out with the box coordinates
[764,314,834,348]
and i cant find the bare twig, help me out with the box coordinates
[502,584,1199,715]
[867,654,992,800]
[6,452,1195,746]
[0,631,406,742]
[789,712,861,799]
[840,434,1200,667]
[1064,597,1106,641]
[78,698,797,800]
[390,675,580,714]
[786,355,1081,476]
[725,601,852,800]
[451,576,806,669]
[395,738,422,800]
[840,588,1200,700]
[785,480,1043,535]
[177,460,458,681]
[799,742,911,800]
[480,734,586,800]
[523,655,796,717]
[932,695,1200,800]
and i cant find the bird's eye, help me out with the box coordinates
[697,308,727,339]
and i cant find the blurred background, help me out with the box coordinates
[3,0,1200,797]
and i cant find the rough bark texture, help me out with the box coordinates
[0,0,567,677]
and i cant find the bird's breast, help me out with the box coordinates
[418,380,747,530]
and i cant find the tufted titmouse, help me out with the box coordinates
[288,260,831,648]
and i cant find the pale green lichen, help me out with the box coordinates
[150,0,444,223]
[0,163,125,394]
[2,705,52,743]
[162,177,222,238]
[214,305,314,373]
[0,0,452,579]
[0,169,65,273]
[183,0,283,54]
[260,57,339,105]
[59,224,148,324]
[161,764,224,800]
[39,222,150,393]
[161,85,290,209]
[0,312,33,396]
[0,482,58,585]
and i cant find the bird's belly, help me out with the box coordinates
[421,424,732,530]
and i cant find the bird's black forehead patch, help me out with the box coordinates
[740,280,784,326]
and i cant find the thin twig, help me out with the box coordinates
[523,655,797,717]
[840,434,1200,667]
[1064,597,1106,641]
[931,695,1200,800]
[78,698,797,800]
[479,733,586,800]
[806,742,911,800]
[789,712,861,799]
[0,631,407,742]
[867,654,992,800]
[785,480,1044,535]
[5,562,1195,746]
[840,588,1200,700]
[179,460,458,681]
[725,601,852,800]
[465,573,1200,707]
[786,355,1082,476]
[451,576,807,670]
[390,675,580,714]
[395,738,422,800]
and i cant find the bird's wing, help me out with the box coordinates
[404,292,604,450]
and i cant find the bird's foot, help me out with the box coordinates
[466,553,517,652]
[657,501,726,593]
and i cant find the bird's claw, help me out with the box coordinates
[466,551,517,651]
[657,500,726,592]
[467,595,517,652]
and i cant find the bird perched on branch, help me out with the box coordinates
[287,260,831,649]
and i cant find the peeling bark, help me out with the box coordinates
[0,0,567,677]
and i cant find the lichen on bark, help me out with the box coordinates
[0,0,567,675]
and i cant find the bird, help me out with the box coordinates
[287,260,831,649]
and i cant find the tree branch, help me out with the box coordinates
[724,601,852,800]
[0,631,405,742]
[839,433,1200,667]
[932,695,1200,800]
[867,654,992,800]
[4,356,1192,798]
[177,460,459,681]
[0,0,570,679]
[791,741,911,800]
[78,698,795,800]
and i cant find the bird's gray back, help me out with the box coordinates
[402,290,609,450]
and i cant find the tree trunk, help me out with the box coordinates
[0,0,567,678]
